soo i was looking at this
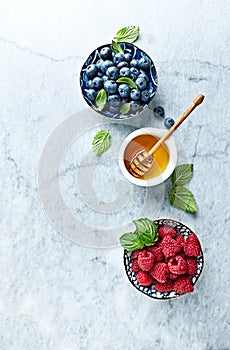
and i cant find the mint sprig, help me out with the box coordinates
[171,164,193,186]
[92,130,110,156]
[112,40,124,54]
[120,103,130,115]
[116,77,137,89]
[95,89,107,111]
[114,26,140,44]
[120,232,144,252]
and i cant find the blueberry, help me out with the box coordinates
[130,89,141,100]
[98,71,103,77]
[106,66,119,80]
[136,77,147,91]
[141,89,150,102]
[118,84,130,98]
[100,47,112,60]
[124,53,132,62]
[164,117,175,128]
[130,67,139,81]
[113,53,125,64]
[119,67,130,77]
[130,100,141,113]
[138,56,151,71]
[96,59,104,71]
[109,105,120,114]
[130,59,138,67]
[92,77,103,89]
[108,94,121,107]
[102,75,109,82]
[101,60,113,74]
[153,106,165,117]
[86,89,96,102]
[138,70,149,82]
[86,80,94,89]
[117,61,129,69]
[86,64,98,78]
[104,80,118,94]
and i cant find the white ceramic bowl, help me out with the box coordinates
[118,127,177,187]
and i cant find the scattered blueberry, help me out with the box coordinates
[138,56,151,71]
[130,59,138,67]
[119,67,130,77]
[130,89,141,100]
[92,77,103,89]
[136,77,147,91]
[118,84,130,98]
[124,53,132,62]
[104,80,118,94]
[106,66,119,80]
[117,61,129,69]
[101,60,113,74]
[113,53,125,64]
[86,64,98,78]
[141,89,150,102]
[153,106,165,117]
[164,117,175,128]
[100,47,112,60]
[86,89,96,102]
[108,94,121,106]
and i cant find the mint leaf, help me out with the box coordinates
[112,40,124,54]
[116,77,137,89]
[95,89,107,111]
[133,218,158,246]
[92,130,110,156]
[114,26,140,43]
[169,186,197,213]
[120,103,130,115]
[171,164,194,186]
[120,232,144,252]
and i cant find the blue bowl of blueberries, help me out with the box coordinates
[80,42,158,119]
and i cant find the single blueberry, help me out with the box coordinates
[164,117,175,128]
[124,53,132,62]
[108,94,121,107]
[130,89,141,100]
[96,59,104,71]
[100,47,112,60]
[86,89,96,102]
[141,89,150,102]
[138,70,149,82]
[117,61,129,69]
[86,64,98,78]
[92,77,103,89]
[130,59,138,67]
[153,106,165,117]
[101,60,113,74]
[113,53,125,64]
[130,67,139,80]
[130,100,141,113]
[106,66,119,80]
[119,67,130,77]
[102,75,109,82]
[118,84,130,98]
[136,77,147,91]
[138,56,151,71]
[86,80,94,89]
[104,80,118,94]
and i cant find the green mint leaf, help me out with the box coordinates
[95,89,107,111]
[112,40,124,54]
[92,130,110,156]
[116,77,137,89]
[114,25,140,43]
[120,103,130,115]
[120,232,144,252]
[133,218,158,246]
[169,186,197,213]
[171,164,194,186]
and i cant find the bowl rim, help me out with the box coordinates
[123,218,204,300]
[118,127,177,187]
[79,42,158,120]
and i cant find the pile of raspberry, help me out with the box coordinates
[131,226,201,294]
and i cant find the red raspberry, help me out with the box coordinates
[168,272,178,280]
[150,262,169,283]
[138,251,154,271]
[178,252,186,259]
[131,259,140,272]
[161,236,181,259]
[155,279,173,292]
[158,226,177,239]
[147,246,164,262]
[136,271,153,286]
[132,249,145,259]
[184,234,201,257]
[176,234,185,247]
[168,255,188,275]
[185,257,198,276]
[173,276,194,294]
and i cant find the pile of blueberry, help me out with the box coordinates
[84,45,155,115]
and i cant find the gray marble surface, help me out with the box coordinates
[0,0,230,349]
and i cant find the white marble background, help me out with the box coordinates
[0,0,230,349]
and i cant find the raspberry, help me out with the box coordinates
[136,271,153,286]
[184,234,201,257]
[132,249,144,259]
[161,236,181,259]
[147,246,164,262]
[150,262,168,283]
[158,226,177,239]
[178,252,186,259]
[168,272,178,280]
[138,251,154,271]
[155,279,173,292]
[168,255,187,275]
[131,259,140,272]
[173,276,194,294]
[185,257,198,275]
[176,234,185,247]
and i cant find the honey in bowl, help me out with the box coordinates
[124,134,169,180]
